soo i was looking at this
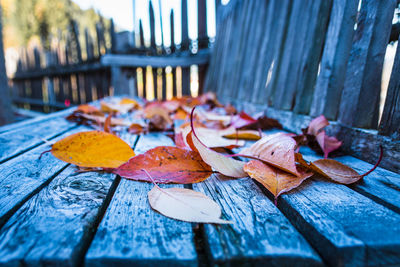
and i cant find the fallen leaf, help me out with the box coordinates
[240,132,301,176]
[295,148,383,184]
[115,146,212,183]
[119,98,141,109]
[180,125,245,149]
[144,105,173,131]
[80,114,130,126]
[189,108,247,178]
[128,123,147,134]
[304,115,342,158]
[244,160,313,198]
[101,101,134,114]
[52,130,135,168]
[75,104,102,115]
[230,111,257,129]
[104,114,112,133]
[148,185,231,224]
[222,128,263,140]
[240,115,282,131]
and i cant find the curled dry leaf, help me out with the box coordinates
[240,115,283,131]
[115,146,212,184]
[240,132,300,176]
[119,98,141,109]
[222,128,263,140]
[295,148,382,184]
[148,186,232,224]
[51,130,135,168]
[144,105,173,131]
[190,108,247,178]
[305,115,342,158]
[101,101,134,114]
[230,111,257,129]
[244,160,313,198]
[128,123,147,134]
[75,104,102,115]
[180,126,245,149]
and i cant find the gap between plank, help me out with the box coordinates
[74,134,141,267]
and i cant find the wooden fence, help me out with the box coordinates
[10,0,212,112]
[206,0,400,172]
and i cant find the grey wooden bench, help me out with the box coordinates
[1,0,400,266]
[0,105,399,266]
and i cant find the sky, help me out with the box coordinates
[72,0,216,47]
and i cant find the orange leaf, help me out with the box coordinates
[80,114,130,126]
[240,132,300,176]
[101,101,134,114]
[128,123,147,134]
[244,160,313,198]
[190,108,247,178]
[119,98,141,109]
[51,130,135,168]
[104,114,112,133]
[75,104,102,115]
[115,146,212,184]
[222,128,263,140]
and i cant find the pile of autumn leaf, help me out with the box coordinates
[47,93,381,224]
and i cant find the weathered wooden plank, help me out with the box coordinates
[192,175,322,266]
[101,51,210,68]
[0,106,74,134]
[0,116,75,163]
[379,34,400,138]
[0,130,137,266]
[0,166,117,266]
[236,0,265,102]
[85,133,198,266]
[0,126,85,228]
[309,0,359,119]
[273,0,313,110]
[256,0,292,106]
[279,178,400,266]
[338,0,396,128]
[299,146,400,214]
[293,0,332,114]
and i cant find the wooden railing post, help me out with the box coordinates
[181,0,191,96]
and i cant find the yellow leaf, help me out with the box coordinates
[51,131,135,168]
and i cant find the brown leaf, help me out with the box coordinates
[101,101,134,114]
[114,146,213,184]
[244,160,313,198]
[240,132,301,176]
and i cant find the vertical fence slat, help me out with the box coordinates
[338,0,396,128]
[293,0,332,115]
[198,0,208,49]
[181,0,190,96]
[309,0,359,119]
[379,36,400,138]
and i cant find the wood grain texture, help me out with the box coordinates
[279,178,400,266]
[0,127,86,228]
[0,116,75,164]
[85,133,198,267]
[0,130,136,267]
[0,166,117,267]
[310,0,359,119]
[192,175,322,266]
[299,146,400,214]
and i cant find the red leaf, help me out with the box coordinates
[114,146,212,184]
